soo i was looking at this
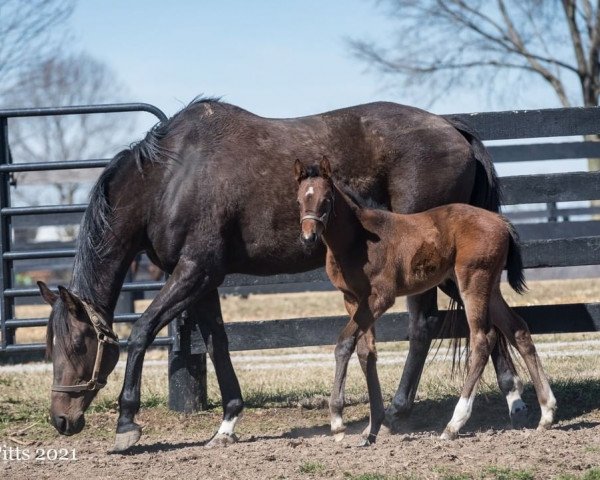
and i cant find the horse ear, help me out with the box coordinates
[294,159,306,183]
[37,281,58,305]
[320,155,332,179]
[57,286,85,317]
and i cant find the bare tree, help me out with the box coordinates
[351,1,600,169]
[5,53,136,239]
[0,0,74,98]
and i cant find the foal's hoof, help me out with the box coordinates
[440,429,458,441]
[510,403,530,429]
[111,424,142,453]
[333,431,346,442]
[206,433,238,448]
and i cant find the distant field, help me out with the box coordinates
[12,277,600,346]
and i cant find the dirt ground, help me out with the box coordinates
[2,395,600,480]
[3,280,600,479]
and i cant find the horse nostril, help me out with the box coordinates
[302,232,317,243]
[53,415,67,433]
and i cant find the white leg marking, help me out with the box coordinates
[539,391,557,428]
[331,414,344,432]
[506,378,526,416]
[217,416,240,436]
[444,395,475,436]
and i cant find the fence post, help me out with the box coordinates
[0,117,15,351]
[168,308,208,412]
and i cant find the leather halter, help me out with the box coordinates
[300,211,329,227]
[300,194,334,229]
[51,303,119,393]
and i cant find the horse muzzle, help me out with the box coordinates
[51,413,85,436]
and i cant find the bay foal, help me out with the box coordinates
[294,157,556,445]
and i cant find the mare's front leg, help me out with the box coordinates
[196,290,244,447]
[386,288,439,427]
[113,257,223,452]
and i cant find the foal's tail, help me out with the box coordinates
[446,116,502,213]
[506,222,528,295]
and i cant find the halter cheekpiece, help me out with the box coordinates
[51,303,119,393]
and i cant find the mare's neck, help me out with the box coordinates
[70,237,137,321]
[321,184,365,255]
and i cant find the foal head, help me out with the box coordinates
[38,282,120,436]
[294,156,334,248]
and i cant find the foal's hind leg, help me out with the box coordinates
[441,287,493,440]
[489,328,529,428]
[193,290,244,447]
[490,292,556,430]
[356,328,385,446]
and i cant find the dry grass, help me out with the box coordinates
[12,277,600,345]
[2,277,599,440]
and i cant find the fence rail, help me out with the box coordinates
[1,103,599,413]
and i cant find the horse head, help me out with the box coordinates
[38,281,120,435]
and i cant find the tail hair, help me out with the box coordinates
[446,116,502,213]
[506,221,528,295]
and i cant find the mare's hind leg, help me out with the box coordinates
[113,257,224,452]
[489,328,529,428]
[386,288,439,428]
[490,292,556,429]
[356,328,385,446]
[191,290,244,447]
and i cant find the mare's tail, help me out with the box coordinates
[506,221,528,295]
[445,116,502,213]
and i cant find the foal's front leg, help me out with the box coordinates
[356,328,385,446]
[330,319,359,441]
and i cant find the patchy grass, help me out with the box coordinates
[555,469,600,480]
[299,460,326,474]
[484,466,534,480]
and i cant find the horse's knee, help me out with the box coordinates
[334,336,355,361]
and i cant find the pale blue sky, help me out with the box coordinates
[65,1,584,177]
[69,1,560,118]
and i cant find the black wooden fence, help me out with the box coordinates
[0,104,599,412]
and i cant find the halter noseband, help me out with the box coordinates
[300,211,329,227]
[300,192,334,229]
[51,303,119,393]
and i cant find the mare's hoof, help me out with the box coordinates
[111,424,142,453]
[440,429,458,441]
[384,410,405,433]
[357,435,376,447]
[333,431,346,442]
[206,433,238,448]
[536,422,552,432]
[510,404,529,429]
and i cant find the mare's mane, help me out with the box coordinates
[47,96,220,358]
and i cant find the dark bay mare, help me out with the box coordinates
[36,98,527,452]
[294,157,556,445]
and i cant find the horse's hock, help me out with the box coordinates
[0,103,599,412]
